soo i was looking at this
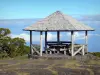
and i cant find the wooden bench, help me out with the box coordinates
[47,41,71,45]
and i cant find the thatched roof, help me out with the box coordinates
[24,11,94,31]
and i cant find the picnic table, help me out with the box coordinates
[47,41,71,50]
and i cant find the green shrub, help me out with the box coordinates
[0,28,30,58]
[91,52,100,57]
[0,51,8,59]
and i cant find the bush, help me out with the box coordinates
[91,52,100,57]
[0,28,30,58]
[0,51,8,59]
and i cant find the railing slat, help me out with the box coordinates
[31,45,40,55]
[73,45,83,56]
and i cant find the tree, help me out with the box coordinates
[8,38,26,57]
[0,28,11,38]
[0,28,11,52]
[0,28,29,58]
[0,28,11,58]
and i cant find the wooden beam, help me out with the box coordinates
[40,31,43,56]
[45,31,47,53]
[71,31,74,56]
[32,45,40,55]
[73,46,83,56]
[30,31,32,55]
[85,31,88,53]
[57,31,60,43]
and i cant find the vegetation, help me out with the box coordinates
[91,52,100,57]
[0,28,30,58]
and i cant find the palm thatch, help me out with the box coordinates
[24,11,94,31]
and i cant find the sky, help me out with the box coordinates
[0,0,100,19]
[0,0,100,52]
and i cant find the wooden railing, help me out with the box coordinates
[73,44,85,56]
[31,43,86,56]
[31,45,40,55]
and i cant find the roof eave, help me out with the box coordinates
[23,29,95,31]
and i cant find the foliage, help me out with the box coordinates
[0,28,11,38]
[23,45,30,55]
[7,37,26,57]
[0,51,8,59]
[91,52,100,57]
[0,28,30,58]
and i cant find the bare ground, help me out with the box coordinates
[0,58,100,75]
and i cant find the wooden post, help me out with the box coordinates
[40,31,43,56]
[82,45,85,55]
[50,51,52,54]
[64,51,66,55]
[45,31,47,54]
[57,31,60,43]
[57,51,59,54]
[57,31,60,54]
[71,31,74,56]
[30,31,32,55]
[85,31,88,53]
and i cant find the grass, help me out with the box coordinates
[63,59,80,69]
[87,60,100,65]
[45,63,58,75]
[12,55,28,60]
[86,68,94,75]
[0,55,100,75]
[16,72,30,75]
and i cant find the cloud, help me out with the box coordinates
[75,14,100,31]
[79,14,100,21]
[67,32,85,40]
[11,32,57,42]
[72,14,100,27]
[46,32,56,41]
[89,33,100,37]
[11,33,30,42]
[74,32,85,40]
[66,32,100,41]
[0,18,41,25]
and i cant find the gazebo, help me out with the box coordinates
[24,11,94,56]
